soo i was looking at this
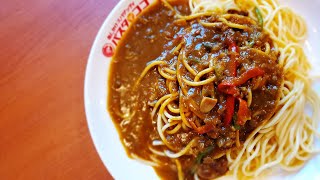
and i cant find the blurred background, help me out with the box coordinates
[0,0,118,179]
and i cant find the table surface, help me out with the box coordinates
[0,0,118,179]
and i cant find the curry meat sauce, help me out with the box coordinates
[108,0,283,179]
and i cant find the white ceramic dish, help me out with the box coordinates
[84,0,320,179]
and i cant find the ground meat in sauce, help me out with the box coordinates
[108,0,283,180]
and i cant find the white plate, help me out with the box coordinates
[84,0,320,179]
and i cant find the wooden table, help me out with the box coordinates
[0,0,118,179]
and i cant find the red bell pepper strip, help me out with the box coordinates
[218,67,265,95]
[224,96,236,126]
[190,121,214,134]
[225,67,265,86]
[227,41,239,77]
[223,39,239,126]
[237,98,251,125]
[218,83,239,95]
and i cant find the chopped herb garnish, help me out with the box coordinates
[191,145,215,173]
[234,123,241,130]
[195,146,214,164]
[232,114,241,130]
[188,56,200,64]
[214,65,224,79]
[254,7,264,29]
[248,39,255,47]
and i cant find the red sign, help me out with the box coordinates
[102,43,114,57]
[102,0,151,58]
